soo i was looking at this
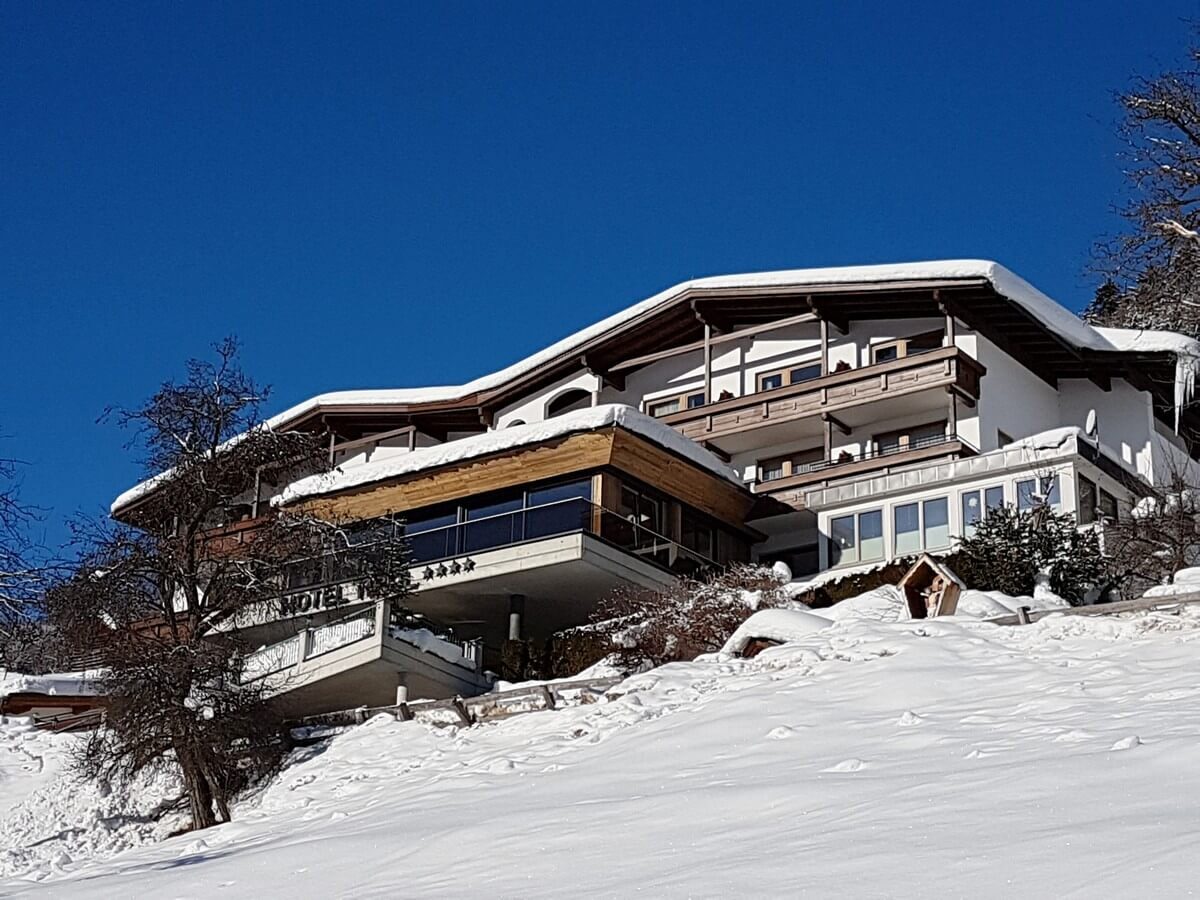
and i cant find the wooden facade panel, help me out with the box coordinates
[295,432,616,522]
[609,430,755,527]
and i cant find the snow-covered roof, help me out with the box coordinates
[258,260,1200,428]
[0,670,105,699]
[112,259,1200,513]
[275,403,740,506]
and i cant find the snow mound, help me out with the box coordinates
[10,591,1200,896]
[0,717,186,882]
[721,608,832,655]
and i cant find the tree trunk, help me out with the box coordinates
[177,745,217,830]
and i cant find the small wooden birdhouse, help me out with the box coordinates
[898,554,965,619]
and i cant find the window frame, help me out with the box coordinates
[869,329,945,365]
[758,446,824,483]
[872,420,948,456]
[1078,474,1098,525]
[756,358,824,393]
[646,390,707,418]
[828,508,885,567]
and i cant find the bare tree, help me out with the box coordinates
[1088,36,1200,333]
[1101,454,1200,596]
[590,565,788,669]
[47,339,413,830]
[0,445,49,666]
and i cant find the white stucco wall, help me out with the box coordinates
[973,334,1061,450]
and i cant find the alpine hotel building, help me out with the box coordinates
[111,261,1200,713]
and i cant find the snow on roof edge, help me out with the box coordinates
[112,259,1200,513]
[274,403,741,507]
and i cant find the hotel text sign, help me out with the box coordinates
[277,582,363,618]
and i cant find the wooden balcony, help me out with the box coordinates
[753,435,977,510]
[660,346,985,443]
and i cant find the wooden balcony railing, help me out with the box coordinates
[659,346,985,442]
[753,434,978,499]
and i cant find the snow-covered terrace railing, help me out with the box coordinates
[240,604,483,686]
[290,675,624,734]
[241,605,379,684]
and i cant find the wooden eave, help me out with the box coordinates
[289,424,760,534]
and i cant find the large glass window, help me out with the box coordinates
[1099,489,1119,523]
[681,511,716,560]
[463,495,524,552]
[894,503,921,555]
[923,498,950,549]
[1017,475,1060,512]
[985,485,1005,511]
[859,510,884,561]
[405,509,461,562]
[830,515,857,565]
[961,490,982,538]
[1016,479,1037,511]
[526,480,592,539]
[1078,475,1098,525]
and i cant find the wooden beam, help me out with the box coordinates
[808,298,848,335]
[821,412,851,435]
[701,440,731,463]
[581,355,626,392]
[703,322,713,402]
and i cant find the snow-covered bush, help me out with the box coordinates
[954,506,1108,605]
[589,565,789,668]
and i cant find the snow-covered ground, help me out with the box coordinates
[5,590,1200,896]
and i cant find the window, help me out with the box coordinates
[789,363,822,384]
[1098,489,1119,523]
[962,486,1005,538]
[859,510,884,561]
[894,503,921,555]
[998,430,1014,447]
[1017,475,1060,512]
[647,391,706,417]
[830,515,858,565]
[1078,475,1098,525]
[463,495,524,551]
[546,389,592,418]
[871,330,944,364]
[681,511,716,560]
[757,359,823,393]
[923,498,950,549]
[618,485,665,538]
[758,447,824,483]
[961,490,982,538]
[873,421,947,456]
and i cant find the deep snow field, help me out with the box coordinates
[5,587,1200,898]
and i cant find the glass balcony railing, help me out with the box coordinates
[406,497,717,577]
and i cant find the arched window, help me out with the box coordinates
[506,419,526,428]
[545,388,592,419]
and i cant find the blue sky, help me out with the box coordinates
[0,1,1194,545]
